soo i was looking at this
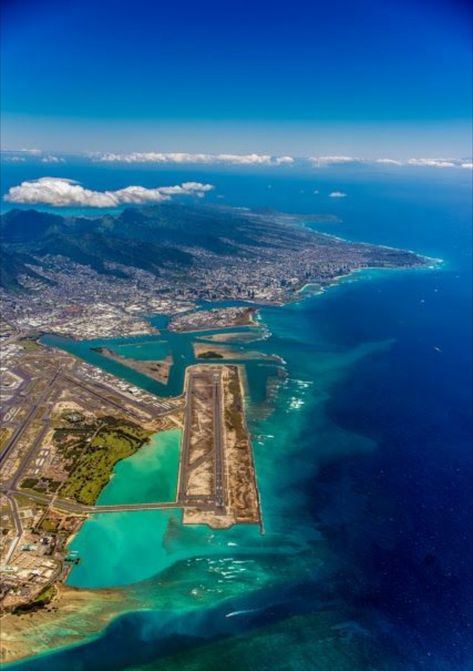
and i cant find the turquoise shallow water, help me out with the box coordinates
[42,322,275,402]
[6,169,472,670]
[114,340,170,361]
[98,429,181,505]
[13,296,417,670]
[67,430,182,588]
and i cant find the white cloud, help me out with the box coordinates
[2,155,26,163]
[461,162,473,169]
[310,156,359,166]
[40,155,66,164]
[93,151,294,166]
[1,149,69,167]
[310,156,467,169]
[18,148,43,156]
[329,191,347,198]
[1,149,40,162]
[273,155,294,165]
[1,148,42,159]
[407,158,456,168]
[212,153,274,165]
[375,158,403,165]
[2,149,469,171]
[4,177,214,208]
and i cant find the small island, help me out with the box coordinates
[197,349,224,359]
[91,347,173,384]
[193,342,277,361]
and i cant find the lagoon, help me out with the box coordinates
[67,430,182,588]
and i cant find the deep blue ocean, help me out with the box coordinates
[2,164,472,670]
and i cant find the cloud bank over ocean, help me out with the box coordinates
[1,150,472,169]
[93,152,295,166]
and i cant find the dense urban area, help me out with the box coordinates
[1,204,429,339]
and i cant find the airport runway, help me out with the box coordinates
[177,367,227,513]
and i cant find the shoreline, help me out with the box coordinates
[0,419,178,658]
[0,583,127,666]
[294,258,443,301]
[1,254,442,665]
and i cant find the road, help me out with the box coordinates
[8,395,58,490]
[61,374,150,420]
[0,368,61,470]
[62,373,179,418]
[2,367,177,492]
[0,487,216,516]
[2,494,23,565]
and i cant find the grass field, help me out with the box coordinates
[59,420,151,505]
[19,338,42,352]
[0,427,11,454]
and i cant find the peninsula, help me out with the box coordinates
[90,346,173,384]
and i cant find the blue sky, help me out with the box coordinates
[1,0,472,157]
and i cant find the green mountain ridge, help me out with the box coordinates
[0,203,428,292]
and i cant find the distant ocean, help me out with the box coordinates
[3,164,472,670]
